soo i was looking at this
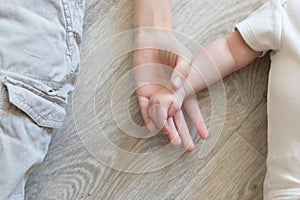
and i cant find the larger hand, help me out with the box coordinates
[133,29,207,151]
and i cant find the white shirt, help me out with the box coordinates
[236,0,300,199]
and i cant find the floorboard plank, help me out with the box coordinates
[176,133,266,200]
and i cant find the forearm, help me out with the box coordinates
[134,0,172,29]
[183,30,262,96]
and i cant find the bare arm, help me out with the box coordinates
[134,0,172,28]
[148,30,262,138]
[133,0,209,149]
[183,30,262,96]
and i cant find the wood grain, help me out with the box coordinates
[175,133,266,200]
[238,101,268,157]
[25,0,270,199]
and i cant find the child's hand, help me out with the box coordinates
[149,86,186,132]
[149,86,208,151]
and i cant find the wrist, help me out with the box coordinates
[135,15,172,29]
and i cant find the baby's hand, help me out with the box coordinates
[149,86,186,131]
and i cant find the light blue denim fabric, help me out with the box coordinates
[0,1,85,199]
[0,0,85,128]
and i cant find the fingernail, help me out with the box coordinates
[173,76,182,88]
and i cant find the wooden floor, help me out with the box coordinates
[25,0,270,199]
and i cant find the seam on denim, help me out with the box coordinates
[74,0,80,35]
[71,0,79,73]
[21,74,65,88]
[0,70,62,91]
[0,84,5,100]
[0,84,9,111]
[71,0,83,73]
[62,0,74,57]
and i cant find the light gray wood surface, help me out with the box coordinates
[25,0,270,199]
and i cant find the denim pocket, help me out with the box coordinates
[2,77,67,128]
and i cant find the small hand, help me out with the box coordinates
[149,87,208,142]
[149,87,185,130]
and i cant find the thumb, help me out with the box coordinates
[171,55,192,89]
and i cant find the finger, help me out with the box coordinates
[168,102,179,118]
[138,96,158,133]
[183,95,208,139]
[168,101,182,119]
[163,117,181,146]
[149,104,168,131]
[174,110,194,152]
[170,50,193,89]
[167,88,185,117]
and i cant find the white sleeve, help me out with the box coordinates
[235,0,284,53]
